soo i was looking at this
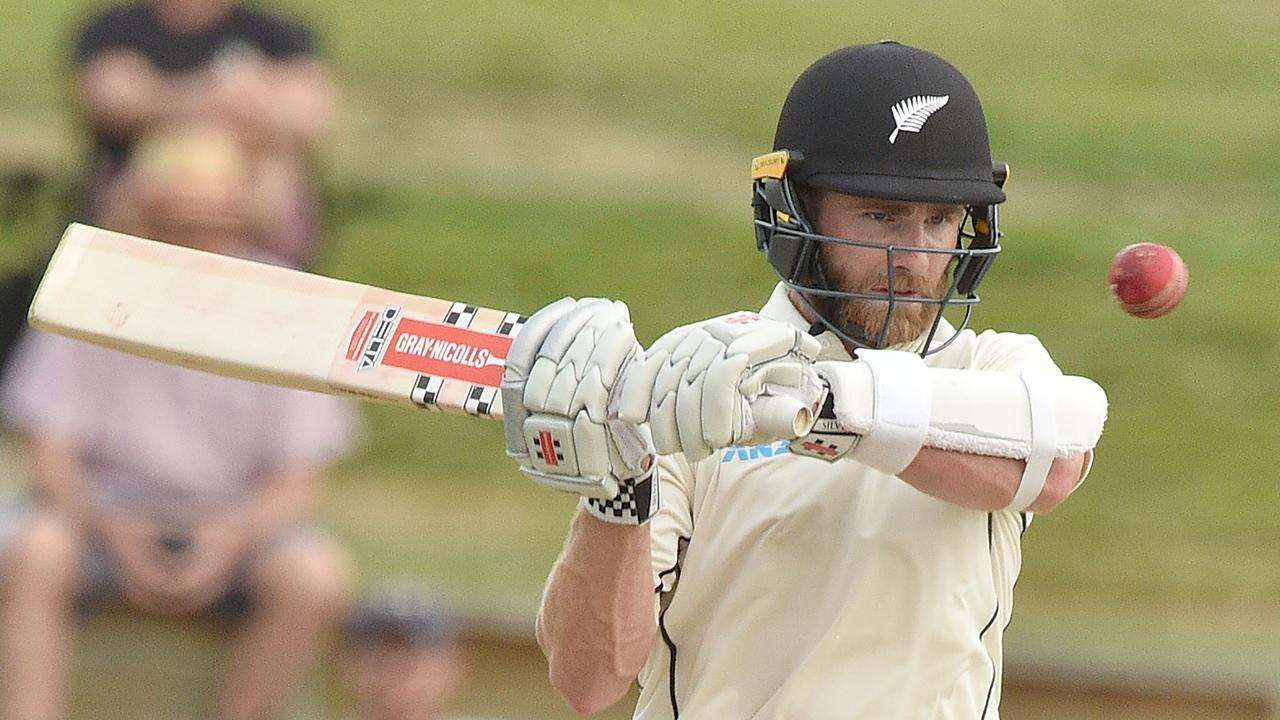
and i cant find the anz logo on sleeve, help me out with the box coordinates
[720,440,792,464]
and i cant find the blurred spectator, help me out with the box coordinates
[99,120,266,257]
[341,586,471,720]
[0,126,360,720]
[0,167,49,379]
[72,0,336,267]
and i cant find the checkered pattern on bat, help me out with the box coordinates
[412,374,446,408]
[465,385,497,415]
[410,307,526,416]
[443,302,477,327]
[498,312,528,337]
[584,469,659,525]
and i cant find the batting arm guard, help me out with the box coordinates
[815,349,1107,511]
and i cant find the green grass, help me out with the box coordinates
[3,0,1280,716]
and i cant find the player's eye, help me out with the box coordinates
[928,209,963,225]
[864,211,889,222]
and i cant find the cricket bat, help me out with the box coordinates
[28,224,814,435]
[28,223,523,417]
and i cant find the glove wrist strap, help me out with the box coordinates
[580,467,660,525]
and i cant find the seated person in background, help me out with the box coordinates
[0,121,360,720]
[99,120,276,259]
[73,0,336,267]
[342,586,470,720]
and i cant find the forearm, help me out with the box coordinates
[537,509,657,714]
[813,352,1104,513]
[75,53,333,146]
[898,448,1087,513]
[75,52,210,139]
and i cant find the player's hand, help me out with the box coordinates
[502,298,658,525]
[619,312,824,460]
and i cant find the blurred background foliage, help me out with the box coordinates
[2,0,1278,717]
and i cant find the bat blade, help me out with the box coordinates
[28,224,523,418]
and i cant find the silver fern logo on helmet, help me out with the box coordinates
[888,95,949,143]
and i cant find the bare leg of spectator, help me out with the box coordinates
[0,512,83,720]
[215,537,352,720]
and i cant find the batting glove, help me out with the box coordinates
[502,298,658,525]
[618,312,824,461]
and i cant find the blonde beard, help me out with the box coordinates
[828,272,948,347]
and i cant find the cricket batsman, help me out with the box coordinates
[502,42,1107,719]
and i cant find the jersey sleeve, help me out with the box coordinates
[968,329,1061,373]
[650,452,697,595]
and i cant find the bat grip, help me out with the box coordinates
[749,394,818,440]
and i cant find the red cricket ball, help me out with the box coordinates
[1106,243,1188,319]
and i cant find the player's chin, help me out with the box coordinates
[835,300,934,348]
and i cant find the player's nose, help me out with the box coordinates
[889,240,931,278]
[892,218,937,269]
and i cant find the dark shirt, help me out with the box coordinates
[69,3,325,267]
[73,2,317,165]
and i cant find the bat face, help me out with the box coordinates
[28,224,526,418]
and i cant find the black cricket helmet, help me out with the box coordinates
[753,41,1008,355]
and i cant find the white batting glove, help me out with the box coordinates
[502,298,659,525]
[618,312,824,461]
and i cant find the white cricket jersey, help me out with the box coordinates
[634,283,1077,720]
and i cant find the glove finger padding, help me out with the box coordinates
[674,360,712,459]
[682,331,725,381]
[536,298,623,366]
[700,352,750,451]
[749,360,807,389]
[620,311,823,458]
[718,324,800,359]
[576,323,640,422]
[505,297,579,382]
[524,301,633,419]
[521,357,560,414]
[571,414,610,480]
[617,323,707,426]
[647,353,690,455]
[617,349,666,425]
[587,323,638,388]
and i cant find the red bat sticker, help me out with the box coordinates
[346,310,379,362]
[376,317,512,387]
